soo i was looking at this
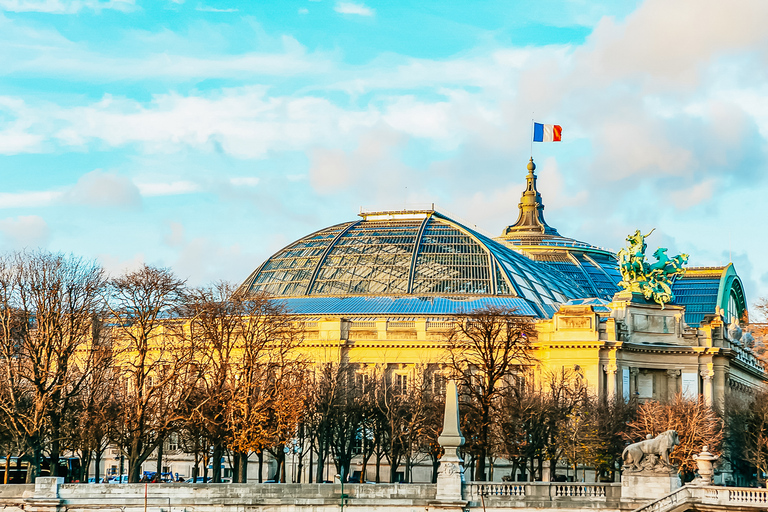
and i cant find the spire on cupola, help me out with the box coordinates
[500,158,559,238]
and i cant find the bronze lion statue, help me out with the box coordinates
[622,430,680,471]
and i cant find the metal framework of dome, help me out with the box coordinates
[238,209,590,317]
[494,158,622,299]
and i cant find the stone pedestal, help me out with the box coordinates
[430,380,467,512]
[24,477,64,512]
[621,470,681,501]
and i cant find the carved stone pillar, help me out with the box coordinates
[700,366,714,407]
[435,380,466,504]
[604,363,618,400]
[713,367,729,414]
[666,369,680,400]
[629,367,639,399]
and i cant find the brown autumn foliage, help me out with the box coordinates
[445,306,535,481]
[625,394,723,477]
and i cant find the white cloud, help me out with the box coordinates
[0,19,332,81]
[163,221,185,247]
[195,3,237,12]
[666,179,716,210]
[0,216,50,249]
[98,252,145,278]
[334,1,373,16]
[0,0,134,13]
[64,170,142,208]
[229,177,260,187]
[298,7,308,14]
[136,181,201,197]
[583,0,768,87]
[0,191,61,208]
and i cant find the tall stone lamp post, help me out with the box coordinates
[431,380,468,511]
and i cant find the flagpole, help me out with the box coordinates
[529,117,534,159]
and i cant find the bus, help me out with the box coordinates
[0,457,82,483]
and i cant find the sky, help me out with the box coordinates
[1,0,768,314]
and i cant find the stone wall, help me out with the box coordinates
[0,478,656,512]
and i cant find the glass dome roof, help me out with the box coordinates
[238,209,590,316]
[494,158,621,300]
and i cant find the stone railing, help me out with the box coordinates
[387,321,415,329]
[631,486,690,512]
[8,477,768,512]
[465,481,620,504]
[349,321,377,329]
[633,485,768,512]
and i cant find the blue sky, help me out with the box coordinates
[1,0,768,315]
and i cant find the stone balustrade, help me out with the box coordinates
[634,485,768,512]
[464,481,622,508]
[3,477,767,512]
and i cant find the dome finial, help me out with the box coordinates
[527,157,536,172]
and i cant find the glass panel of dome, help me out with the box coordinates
[543,261,595,294]
[411,221,492,295]
[728,293,739,323]
[247,223,350,296]
[495,268,513,295]
[310,222,418,295]
[574,254,620,298]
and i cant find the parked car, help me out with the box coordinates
[108,475,129,484]
[185,477,212,483]
[184,476,233,483]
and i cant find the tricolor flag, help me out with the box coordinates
[533,123,562,142]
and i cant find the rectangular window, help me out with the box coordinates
[167,433,179,451]
[356,372,371,394]
[433,373,446,395]
[394,373,408,395]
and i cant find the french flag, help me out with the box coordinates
[533,123,562,142]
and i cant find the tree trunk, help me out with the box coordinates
[307,448,313,483]
[28,445,42,483]
[257,450,264,483]
[93,449,101,484]
[212,443,223,483]
[15,456,22,484]
[49,438,61,478]
[156,441,163,479]
[4,454,10,484]
[232,453,240,483]
[237,451,248,483]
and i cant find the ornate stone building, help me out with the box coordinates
[140,159,766,484]
[236,158,765,414]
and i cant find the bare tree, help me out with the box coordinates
[0,251,106,481]
[444,306,535,481]
[724,389,768,486]
[182,282,239,483]
[626,394,723,480]
[105,264,192,482]
[225,292,305,483]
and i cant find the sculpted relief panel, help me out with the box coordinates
[556,316,592,330]
[632,313,674,334]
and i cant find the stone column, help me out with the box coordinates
[604,363,617,400]
[713,367,728,414]
[666,369,680,401]
[630,367,639,399]
[701,367,714,407]
[434,380,466,505]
